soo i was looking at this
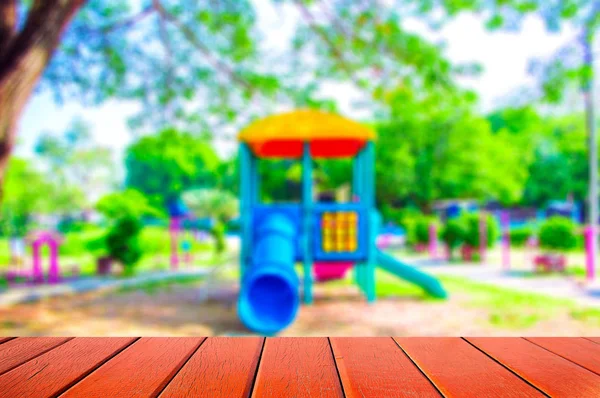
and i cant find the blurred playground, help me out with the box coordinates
[3,110,600,337]
[2,1,600,337]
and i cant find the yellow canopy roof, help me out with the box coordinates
[238,109,376,158]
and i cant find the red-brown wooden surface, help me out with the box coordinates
[0,337,71,375]
[525,337,600,375]
[395,337,544,398]
[0,337,135,398]
[467,337,600,397]
[160,337,263,398]
[331,337,440,397]
[252,337,344,397]
[62,337,204,398]
[0,338,12,345]
[0,337,598,397]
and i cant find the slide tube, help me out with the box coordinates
[238,213,300,335]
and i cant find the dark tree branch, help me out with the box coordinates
[0,0,18,58]
[0,0,86,190]
[102,5,155,33]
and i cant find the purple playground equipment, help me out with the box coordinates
[6,231,63,285]
[585,226,596,282]
[428,223,439,260]
[169,216,196,270]
[30,231,62,283]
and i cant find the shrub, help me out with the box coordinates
[440,218,466,250]
[211,221,226,254]
[105,216,143,274]
[60,227,107,257]
[539,216,578,252]
[509,226,534,247]
[409,216,439,246]
[462,212,499,248]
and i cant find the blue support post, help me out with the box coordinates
[302,142,313,304]
[250,151,260,204]
[353,149,365,294]
[239,144,252,283]
[364,142,376,302]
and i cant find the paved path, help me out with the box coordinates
[0,268,208,307]
[411,258,600,308]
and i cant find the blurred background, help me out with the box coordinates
[0,0,599,336]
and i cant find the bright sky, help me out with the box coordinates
[15,2,576,163]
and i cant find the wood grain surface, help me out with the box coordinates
[466,337,600,397]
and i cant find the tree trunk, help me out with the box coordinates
[0,0,86,199]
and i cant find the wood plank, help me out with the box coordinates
[526,338,600,375]
[0,337,135,398]
[63,337,203,398]
[0,338,13,345]
[0,337,72,375]
[252,337,344,398]
[467,337,600,397]
[395,338,543,398]
[331,337,440,397]
[160,337,263,398]
[585,337,600,345]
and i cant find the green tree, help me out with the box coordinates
[35,117,116,208]
[0,0,281,198]
[96,189,162,220]
[125,128,220,207]
[376,87,528,210]
[181,188,238,253]
[0,1,86,196]
[0,158,51,237]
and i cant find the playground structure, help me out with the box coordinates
[237,110,447,335]
[6,231,63,284]
[167,200,213,269]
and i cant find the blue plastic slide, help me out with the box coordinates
[376,250,448,299]
[238,213,300,335]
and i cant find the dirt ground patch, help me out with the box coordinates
[1,279,599,336]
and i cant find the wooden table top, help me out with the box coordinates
[0,337,599,397]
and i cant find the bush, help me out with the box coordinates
[462,212,499,248]
[60,227,107,257]
[509,226,534,247]
[409,216,439,246]
[440,218,466,250]
[211,221,226,254]
[105,216,143,274]
[539,216,578,252]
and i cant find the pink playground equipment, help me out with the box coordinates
[314,261,354,282]
[28,231,63,283]
[6,231,63,285]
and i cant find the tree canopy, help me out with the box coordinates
[125,128,220,207]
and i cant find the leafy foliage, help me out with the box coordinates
[182,188,239,253]
[461,212,499,248]
[376,87,527,209]
[125,128,219,207]
[42,0,281,133]
[440,217,466,250]
[96,189,162,220]
[509,226,535,247]
[105,215,143,272]
[539,216,579,252]
[181,189,238,222]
